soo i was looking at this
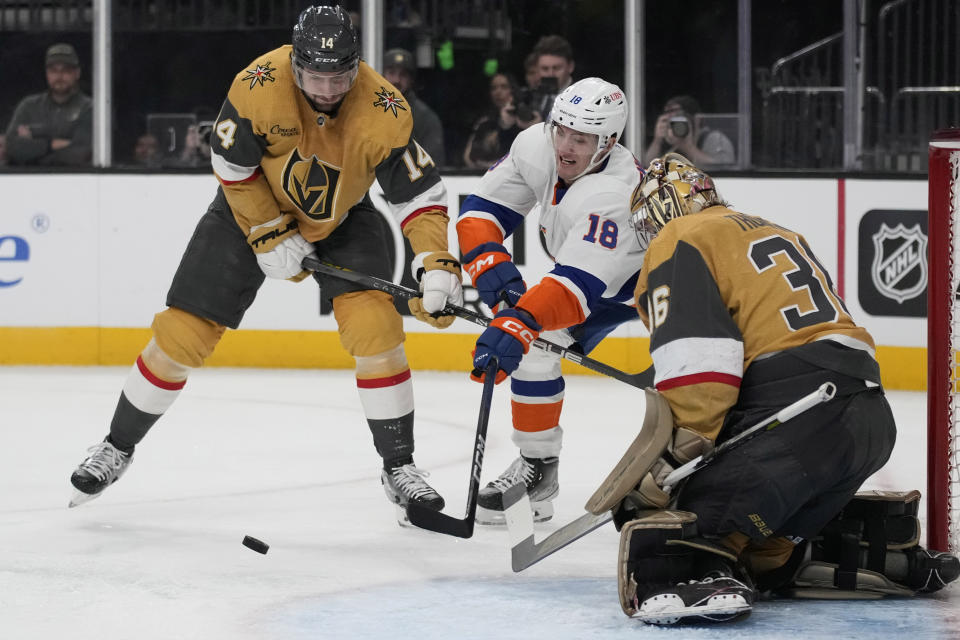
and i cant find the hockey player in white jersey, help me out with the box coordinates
[457,77,646,524]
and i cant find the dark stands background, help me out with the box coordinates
[0,0,841,167]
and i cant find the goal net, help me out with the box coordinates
[928,128,960,553]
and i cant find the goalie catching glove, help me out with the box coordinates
[471,308,541,384]
[247,213,316,282]
[407,251,463,329]
[462,242,527,309]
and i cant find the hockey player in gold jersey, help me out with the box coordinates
[68,5,463,517]
[608,154,955,624]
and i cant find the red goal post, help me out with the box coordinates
[928,128,960,553]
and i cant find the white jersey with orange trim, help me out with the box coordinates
[457,123,647,328]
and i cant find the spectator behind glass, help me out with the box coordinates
[132,132,161,167]
[643,95,735,168]
[463,72,523,169]
[508,35,575,127]
[0,134,7,166]
[165,107,216,168]
[523,51,540,91]
[533,34,575,92]
[4,43,92,166]
[383,47,446,166]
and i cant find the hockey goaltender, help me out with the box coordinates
[587,153,959,625]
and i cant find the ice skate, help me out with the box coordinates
[381,460,445,525]
[69,438,134,507]
[636,572,754,625]
[477,455,558,525]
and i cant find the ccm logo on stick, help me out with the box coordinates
[0,236,29,287]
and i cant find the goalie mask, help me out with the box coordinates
[631,153,721,249]
[291,5,360,102]
[549,77,628,181]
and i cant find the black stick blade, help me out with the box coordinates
[406,505,476,538]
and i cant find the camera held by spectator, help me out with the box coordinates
[644,95,735,169]
[669,115,691,139]
[510,76,559,124]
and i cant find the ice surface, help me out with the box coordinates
[1,366,957,639]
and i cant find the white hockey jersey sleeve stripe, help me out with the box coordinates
[816,333,876,358]
[391,180,449,227]
[652,337,744,388]
[212,153,259,183]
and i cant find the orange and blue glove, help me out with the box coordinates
[462,242,527,309]
[471,308,542,384]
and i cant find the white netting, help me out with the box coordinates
[950,148,960,553]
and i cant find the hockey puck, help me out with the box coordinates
[242,535,269,554]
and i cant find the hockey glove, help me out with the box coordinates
[408,251,464,329]
[462,242,527,309]
[247,214,317,282]
[471,308,542,384]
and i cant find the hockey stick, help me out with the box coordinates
[301,256,654,389]
[662,381,837,487]
[404,356,498,538]
[504,484,614,571]
[504,381,838,571]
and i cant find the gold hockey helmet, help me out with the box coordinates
[631,153,721,249]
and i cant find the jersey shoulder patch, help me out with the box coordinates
[347,63,414,150]
[226,45,297,131]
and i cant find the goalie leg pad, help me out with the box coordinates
[777,489,960,597]
[618,510,753,623]
[586,388,674,514]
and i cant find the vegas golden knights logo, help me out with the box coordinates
[281,150,343,221]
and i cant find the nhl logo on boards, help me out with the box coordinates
[870,223,927,303]
[857,210,928,317]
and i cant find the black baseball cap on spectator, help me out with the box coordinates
[384,48,415,75]
[46,43,79,68]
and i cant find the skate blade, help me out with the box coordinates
[68,488,102,508]
[476,500,554,526]
[395,504,414,527]
[636,594,751,625]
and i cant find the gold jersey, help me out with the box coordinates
[209,45,448,253]
[634,205,875,441]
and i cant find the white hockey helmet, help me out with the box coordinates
[549,77,628,176]
[630,153,722,249]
